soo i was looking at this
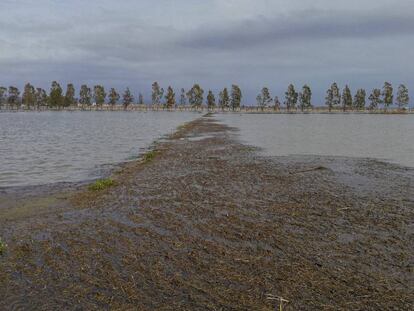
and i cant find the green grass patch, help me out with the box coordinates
[0,238,7,255]
[88,178,116,191]
[143,150,157,163]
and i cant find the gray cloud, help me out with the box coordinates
[179,9,414,50]
[0,1,413,105]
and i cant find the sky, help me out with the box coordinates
[1,0,413,105]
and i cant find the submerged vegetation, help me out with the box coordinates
[88,178,116,191]
[0,81,409,112]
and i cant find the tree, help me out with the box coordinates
[165,86,176,108]
[0,86,7,109]
[230,84,242,110]
[299,85,312,111]
[22,83,36,108]
[7,86,20,109]
[342,85,353,111]
[93,85,106,108]
[64,84,76,107]
[284,84,298,111]
[274,96,281,111]
[79,85,92,108]
[207,90,216,109]
[368,88,382,110]
[396,84,409,109]
[35,88,48,109]
[256,87,272,110]
[219,88,230,110]
[151,82,164,106]
[353,89,366,110]
[325,88,333,112]
[108,88,120,108]
[179,88,186,106]
[138,93,144,105]
[187,84,204,108]
[123,87,134,109]
[49,81,63,108]
[382,82,393,110]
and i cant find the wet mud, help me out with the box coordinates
[0,116,413,310]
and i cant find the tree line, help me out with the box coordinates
[0,81,409,111]
[256,82,410,111]
[0,81,243,110]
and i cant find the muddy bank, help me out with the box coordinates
[0,116,413,310]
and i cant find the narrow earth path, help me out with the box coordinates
[0,116,413,310]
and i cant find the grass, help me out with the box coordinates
[88,178,116,191]
[143,150,157,163]
[0,238,6,255]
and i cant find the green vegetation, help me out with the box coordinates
[0,81,410,111]
[187,84,204,108]
[143,150,157,163]
[0,238,7,255]
[88,178,116,191]
[165,86,176,108]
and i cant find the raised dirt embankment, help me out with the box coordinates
[0,116,413,310]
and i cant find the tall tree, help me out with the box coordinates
[230,84,242,110]
[122,87,134,110]
[165,86,176,108]
[382,82,393,110]
[108,88,120,108]
[151,82,164,106]
[93,85,106,108]
[138,93,144,105]
[325,88,333,112]
[396,84,409,109]
[274,96,281,111]
[7,86,20,109]
[22,83,36,108]
[368,88,382,110]
[207,90,216,109]
[79,85,92,108]
[187,84,204,108]
[299,85,312,111]
[331,83,341,108]
[0,86,7,109]
[64,84,76,107]
[35,88,48,109]
[284,84,298,111]
[49,81,63,108]
[256,87,272,110]
[179,88,186,106]
[353,89,366,110]
[342,85,353,111]
[219,88,230,110]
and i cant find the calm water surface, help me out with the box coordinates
[0,111,199,187]
[216,114,414,167]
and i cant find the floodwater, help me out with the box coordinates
[0,111,199,187]
[216,113,414,167]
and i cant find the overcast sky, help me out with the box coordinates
[1,0,413,104]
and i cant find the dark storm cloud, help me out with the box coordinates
[179,9,414,50]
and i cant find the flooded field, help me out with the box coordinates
[216,113,414,167]
[0,111,199,187]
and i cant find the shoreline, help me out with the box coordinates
[0,107,413,114]
[0,116,413,310]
